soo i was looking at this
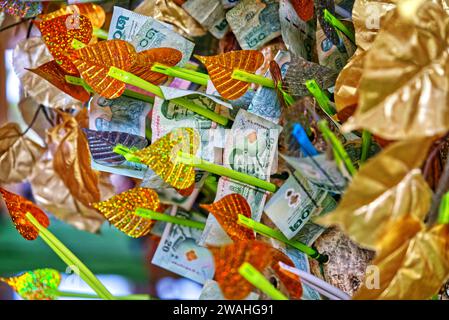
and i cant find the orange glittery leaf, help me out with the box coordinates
[129,48,183,85]
[0,188,49,240]
[38,14,93,75]
[175,183,195,197]
[196,50,264,100]
[271,251,303,300]
[133,128,199,190]
[200,194,255,242]
[93,187,166,238]
[40,3,106,29]
[290,0,314,22]
[72,40,137,99]
[27,60,90,103]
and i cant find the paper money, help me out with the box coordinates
[199,279,259,300]
[152,208,215,284]
[279,0,316,61]
[316,22,350,72]
[226,0,281,50]
[182,0,230,39]
[88,94,151,179]
[108,6,150,41]
[247,50,291,124]
[221,0,240,9]
[282,154,347,194]
[131,17,195,66]
[264,170,335,239]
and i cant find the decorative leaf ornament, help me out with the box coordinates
[71,40,137,99]
[27,61,90,103]
[0,0,43,18]
[93,187,166,238]
[38,14,93,75]
[83,129,148,166]
[133,128,200,190]
[317,138,435,250]
[290,0,315,21]
[196,50,264,100]
[0,269,61,300]
[0,188,49,240]
[209,241,301,300]
[40,3,106,29]
[200,194,255,242]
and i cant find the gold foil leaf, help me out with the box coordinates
[72,40,137,99]
[354,224,449,299]
[38,14,93,75]
[196,50,264,100]
[129,47,182,85]
[93,187,165,238]
[27,60,91,103]
[0,269,61,300]
[0,122,45,184]
[344,2,449,140]
[317,138,435,250]
[200,193,255,242]
[133,128,199,190]
[40,3,106,29]
[48,110,100,208]
[0,187,49,240]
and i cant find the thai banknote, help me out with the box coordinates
[199,279,259,300]
[316,22,352,72]
[131,16,195,66]
[264,170,335,239]
[247,50,291,124]
[282,154,347,194]
[182,0,229,39]
[226,0,281,50]
[152,208,215,284]
[88,94,151,179]
[108,6,149,41]
[200,110,282,246]
[279,0,316,61]
[221,0,240,9]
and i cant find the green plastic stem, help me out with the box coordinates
[323,9,356,44]
[438,192,449,224]
[53,290,151,300]
[238,262,288,300]
[177,152,278,193]
[360,130,372,164]
[135,208,205,230]
[92,28,108,40]
[305,80,335,116]
[113,145,142,163]
[237,214,328,263]
[151,63,208,86]
[107,67,229,126]
[317,120,356,176]
[26,213,114,300]
[172,66,209,80]
[231,69,275,89]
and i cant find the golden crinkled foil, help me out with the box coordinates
[47,110,100,209]
[196,50,264,100]
[316,138,435,250]
[200,193,256,242]
[0,269,61,300]
[0,122,45,184]
[13,37,83,110]
[93,187,165,238]
[334,49,365,112]
[344,2,449,140]
[0,187,50,241]
[39,3,106,29]
[352,0,397,51]
[72,40,137,99]
[19,98,56,141]
[134,127,199,190]
[134,0,206,38]
[354,224,449,300]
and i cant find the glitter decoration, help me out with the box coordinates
[0,269,61,300]
[40,3,106,29]
[315,0,340,46]
[38,14,93,75]
[133,128,200,191]
[0,188,49,241]
[290,0,314,22]
[129,48,183,85]
[271,251,303,300]
[27,60,91,103]
[196,50,264,100]
[0,0,42,18]
[93,187,166,238]
[200,194,255,242]
[71,40,137,99]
